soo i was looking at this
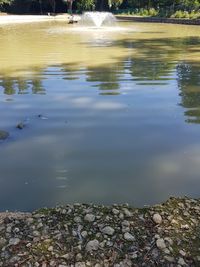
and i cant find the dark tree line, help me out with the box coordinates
[0,0,199,16]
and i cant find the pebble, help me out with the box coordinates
[0,130,9,140]
[112,208,119,215]
[178,257,186,266]
[16,122,25,129]
[81,231,88,238]
[101,226,115,236]
[156,238,166,250]
[124,232,135,241]
[123,208,132,217]
[84,214,95,222]
[75,262,86,267]
[8,238,20,246]
[179,249,186,256]
[86,240,99,252]
[152,213,162,224]
[164,255,175,262]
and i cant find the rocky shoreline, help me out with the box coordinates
[116,15,200,25]
[0,197,200,266]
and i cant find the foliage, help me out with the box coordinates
[77,0,95,11]
[171,10,200,19]
[1,0,200,16]
[114,7,158,16]
[0,0,13,5]
[108,0,123,10]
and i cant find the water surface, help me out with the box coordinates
[0,21,200,211]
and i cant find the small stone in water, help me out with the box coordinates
[16,122,25,129]
[0,130,9,140]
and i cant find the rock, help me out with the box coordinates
[9,256,21,263]
[48,246,53,252]
[9,238,20,246]
[153,213,162,224]
[101,226,115,236]
[86,239,99,252]
[74,216,82,223]
[16,122,25,129]
[156,238,166,250]
[178,258,186,266]
[75,263,86,267]
[76,253,82,261]
[123,208,132,217]
[81,231,88,238]
[164,256,175,262]
[112,208,119,215]
[37,222,43,229]
[124,232,135,241]
[33,230,40,237]
[0,130,9,140]
[179,250,186,256]
[26,217,34,224]
[61,253,71,260]
[84,214,95,222]
[0,238,6,247]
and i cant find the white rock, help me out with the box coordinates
[123,208,132,217]
[178,257,186,266]
[37,222,43,229]
[33,230,40,237]
[74,216,82,223]
[81,231,88,238]
[76,253,82,261]
[124,232,135,241]
[153,213,162,224]
[84,214,95,222]
[179,250,186,256]
[196,256,200,261]
[101,226,115,236]
[156,238,166,250]
[164,256,175,262]
[75,262,86,267]
[9,238,20,246]
[112,208,119,215]
[86,239,99,252]
[48,246,53,252]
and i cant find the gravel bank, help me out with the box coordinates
[0,197,200,266]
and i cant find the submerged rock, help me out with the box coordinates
[0,130,9,140]
[16,122,25,129]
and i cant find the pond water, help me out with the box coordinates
[0,21,200,211]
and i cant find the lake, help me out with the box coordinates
[0,20,200,211]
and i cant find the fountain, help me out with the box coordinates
[79,12,117,28]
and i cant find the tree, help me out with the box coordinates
[77,0,94,11]
[0,0,13,11]
[0,0,13,5]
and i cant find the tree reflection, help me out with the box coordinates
[177,62,200,123]
[0,69,46,95]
